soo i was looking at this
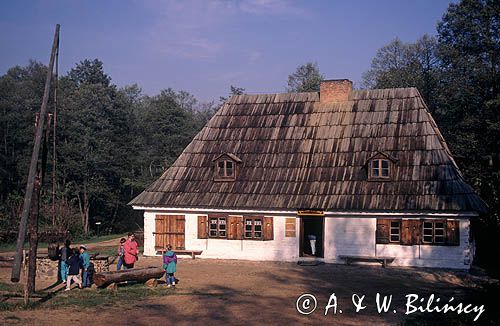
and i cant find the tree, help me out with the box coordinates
[286,62,324,92]
[362,35,440,110]
[219,85,245,103]
[436,0,500,273]
[68,59,111,87]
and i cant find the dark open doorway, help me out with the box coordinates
[299,216,324,258]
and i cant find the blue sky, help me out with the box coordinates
[0,0,452,102]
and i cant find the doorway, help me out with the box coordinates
[299,216,324,258]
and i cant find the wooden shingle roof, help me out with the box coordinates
[129,87,487,213]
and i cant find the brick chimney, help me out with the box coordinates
[320,79,353,103]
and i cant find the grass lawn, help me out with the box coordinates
[0,233,126,253]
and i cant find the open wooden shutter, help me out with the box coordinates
[227,216,243,240]
[401,220,412,245]
[198,215,208,239]
[263,216,274,241]
[412,220,422,245]
[155,215,166,250]
[446,220,460,246]
[376,219,390,244]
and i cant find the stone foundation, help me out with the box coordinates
[34,256,110,279]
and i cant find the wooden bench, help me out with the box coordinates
[338,255,395,268]
[156,248,203,259]
[174,250,203,259]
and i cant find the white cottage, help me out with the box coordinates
[130,79,486,269]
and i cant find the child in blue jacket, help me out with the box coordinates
[163,244,177,288]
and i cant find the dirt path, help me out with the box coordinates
[0,257,489,325]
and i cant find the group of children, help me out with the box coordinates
[59,240,92,291]
[60,234,178,290]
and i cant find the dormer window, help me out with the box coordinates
[371,159,390,178]
[217,159,234,178]
[213,153,242,181]
[367,152,397,181]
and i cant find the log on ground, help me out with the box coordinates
[94,267,165,287]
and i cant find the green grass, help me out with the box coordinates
[0,282,175,311]
[0,233,126,253]
[0,280,224,312]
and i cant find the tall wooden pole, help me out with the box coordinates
[27,174,41,295]
[52,42,58,226]
[11,24,60,283]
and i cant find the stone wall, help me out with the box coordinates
[34,256,110,279]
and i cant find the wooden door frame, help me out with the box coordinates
[299,216,325,258]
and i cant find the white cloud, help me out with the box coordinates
[146,0,307,60]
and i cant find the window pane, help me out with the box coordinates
[390,221,399,228]
[245,232,252,238]
[224,161,233,177]
[372,160,379,169]
[372,168,379,177]
[381,168,389,177]
[390,235,399,242]
[210,230,217,237]
[423,235,433,243]
[435,236,444,243]
[381,160,389,168]
[219,231,226,237]
[219,224,226,230]
[423,229,432,235]
[219,218,226,225]
[423,222,433,228]
[218,161,224,176]
[255,225,262,232]
[254,232,262,238]
[435,222,444,229]
[435,229,444,236]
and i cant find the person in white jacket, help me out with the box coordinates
[308,234,317,256]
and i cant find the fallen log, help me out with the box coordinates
[94,266,164,288]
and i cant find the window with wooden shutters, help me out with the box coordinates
[389,220,401,243]
[207,215,227,238]
[422,220,447,245]
[211,217,227,238]
[376,219,390,244]
[244,217,263,239]
[285,218,296,237]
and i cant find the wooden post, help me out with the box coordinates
[22,250,28,305]
[27,174,41,295]
[11,24,60,283]
[52,42,58,226]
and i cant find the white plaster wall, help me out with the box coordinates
[323,217,377,262]
[143,211,157,256]
[142,211,472,269]
[143,211,300,261]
